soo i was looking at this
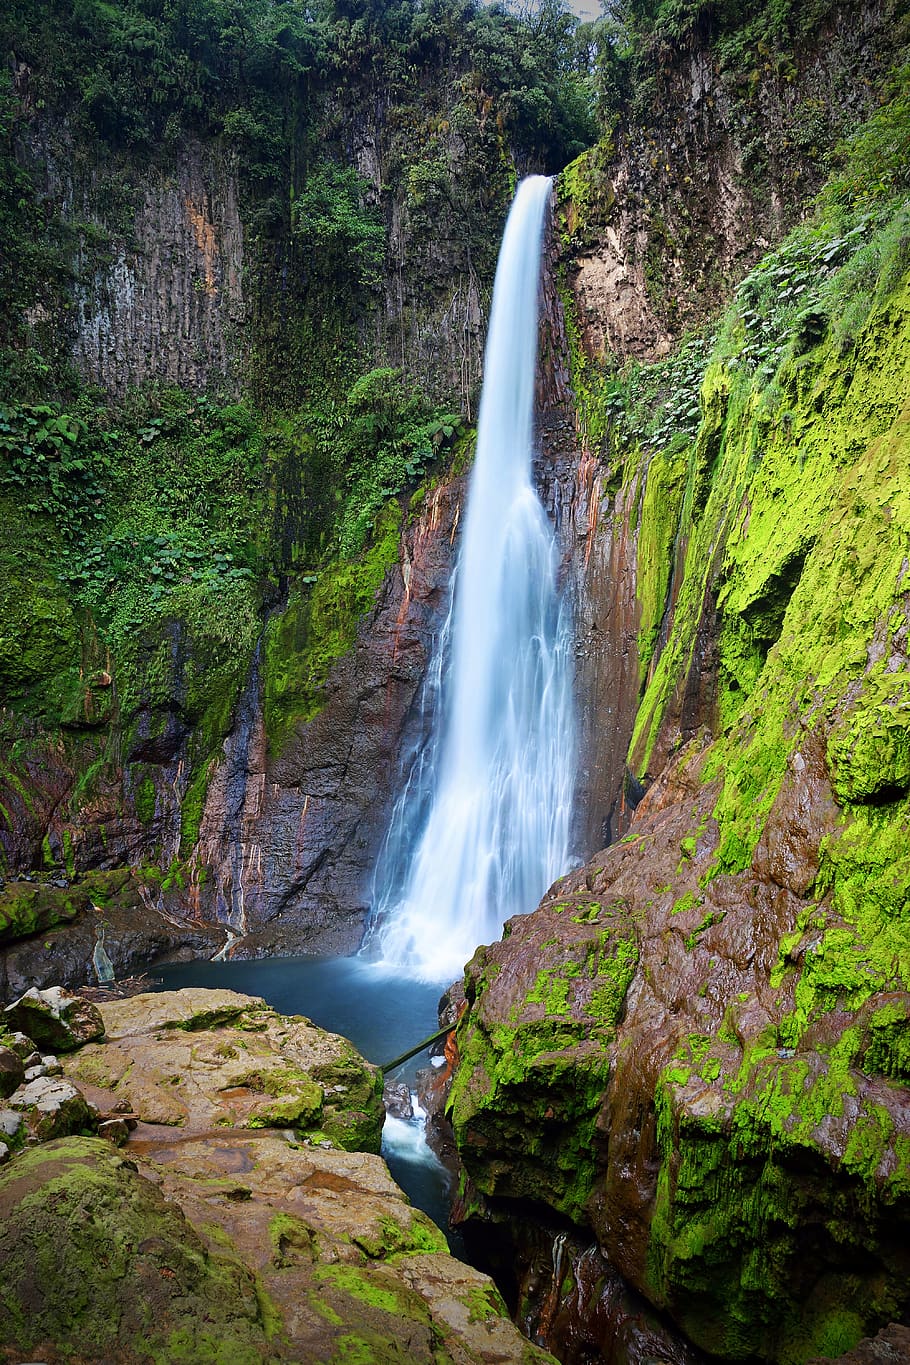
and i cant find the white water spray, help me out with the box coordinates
[365,175,575,983]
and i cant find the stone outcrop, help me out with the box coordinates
[196,476,463,957]
[560,2,896,364]
[0,987,553,1364]
[66,988,385,1151]
[448,733,910,1360]
[5,985,104,1051]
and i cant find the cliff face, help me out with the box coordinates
[445,11,910,1357]
[0,0,553,973]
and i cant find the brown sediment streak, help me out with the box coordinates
[573,448,601,569]
[184,194,218,293]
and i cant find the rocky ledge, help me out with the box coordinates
[0,985,553,1364]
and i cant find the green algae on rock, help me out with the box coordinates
[0,1137,273,1365]
[446,99,910,1356]
[448,897,638,1224]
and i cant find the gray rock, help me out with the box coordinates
[25,1065,49,1082]
[8,1032,35,1059]
[4,987,104,1052]
[0,1109,22,1138]
[40,1055,63,1076]
[8,1076,97,1140]
[384,1080,414,1120]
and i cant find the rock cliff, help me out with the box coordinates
[444,11,910,1358]
[1,2,909,1359]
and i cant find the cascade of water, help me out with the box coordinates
[365,174,575,983]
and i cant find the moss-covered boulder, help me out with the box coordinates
[0,986,555,1364]
[0,1138,276,1363]
[448,897,637,1222]
[5,986,104,1052]
[448,746,910,1362]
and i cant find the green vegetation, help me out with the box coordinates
[0,0,602,898]
[447,903,638,1223]
[0,1139,271,1363]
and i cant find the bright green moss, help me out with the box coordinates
[0,883,81,944]
[556,140,616,251]
[0,1138,269,1362]
[449,914,637,1222]
[636,443,689,679]
[263,500,402,753]
[134,774,157,826]
[647,1048,907,1361]
[313,1264,410,1319]
[525,961,582,1016]
[627,192,910,922]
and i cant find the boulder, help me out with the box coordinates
[4,987,104,1052]
[0,1088,553,1362]
[7,1075,97,1141]
[0,1046,25,1098]
[6,1032,35,1059]
[68,989,386,1153]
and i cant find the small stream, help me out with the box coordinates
[152,953,464,1254]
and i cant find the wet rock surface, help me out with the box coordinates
[0,987,552,1364]
[447,739,910,1362]
[810,1324,910,1363]
[214,476,463,956]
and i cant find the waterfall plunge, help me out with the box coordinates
[366,175,575,983]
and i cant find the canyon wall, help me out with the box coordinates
[443,5,910,1357]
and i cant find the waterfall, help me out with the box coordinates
[365,175,575,983]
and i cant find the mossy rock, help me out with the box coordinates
[0,882,84,945]
[644,1041,910,1361]
[0,1137,272,1363]
[263,499,402,752]
[0,868,140,947]
[828,680,910,804]
[448,901,638,1222]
